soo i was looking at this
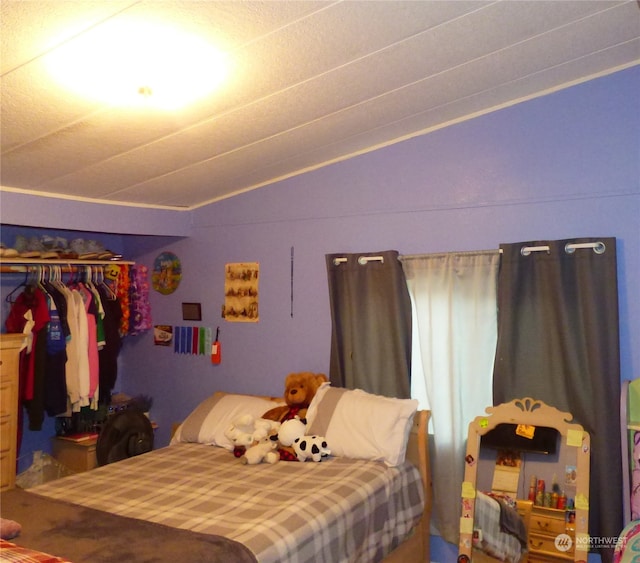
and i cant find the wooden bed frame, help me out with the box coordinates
[2,394,432,563]
[383,409,432,563]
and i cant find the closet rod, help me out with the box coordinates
[0,258,134,274]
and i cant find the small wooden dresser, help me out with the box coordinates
[0,334,25,491]
[527,504,575,563]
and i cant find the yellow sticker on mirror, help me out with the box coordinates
[575,493,589,511]
[460,517,474,534]
[566,429,582,447]
[516,424,535,439]
[461,481,476,499]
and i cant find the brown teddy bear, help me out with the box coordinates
[262,372,328,423]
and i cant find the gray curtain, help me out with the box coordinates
[493,237,621,563]
[326,250,411,398]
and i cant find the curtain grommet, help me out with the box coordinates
[564,242,606,255]
[594,242,606,254]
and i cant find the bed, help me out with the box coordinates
[471,492,527,563]
[0,385,432,563]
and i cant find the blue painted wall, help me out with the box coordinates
[1,66,638,561]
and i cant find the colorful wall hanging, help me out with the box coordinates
[173,326,212,355]
[222,262,259,322]
[152,251,182,295]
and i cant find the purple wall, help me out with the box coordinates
[124,67,638,446]
[0,191,192,236]
[1,66,638,561]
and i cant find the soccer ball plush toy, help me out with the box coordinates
[262,372,328,423]
[277,417,330,462]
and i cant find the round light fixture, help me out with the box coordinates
[47,19,229,110]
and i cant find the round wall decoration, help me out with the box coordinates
[152,251,182,294]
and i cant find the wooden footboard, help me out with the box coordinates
[384,409,432,563]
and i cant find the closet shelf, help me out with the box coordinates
[0,258,134,273]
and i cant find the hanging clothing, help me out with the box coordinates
[129,265,152,336]
[5,286,50,401]
[3,263,135,426]
[5,286,51,432]
[114,265,131,336]
[43,291,68,417]
[78,284,100,408]
[325,250,412,399]
[493,237,622,563]
[98,284,122,404]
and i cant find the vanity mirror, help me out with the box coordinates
[458,398,590,563]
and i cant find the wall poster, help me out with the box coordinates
[222,262,259,322]
[152,251,182,294]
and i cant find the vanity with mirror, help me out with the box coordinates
[458,398,590,563]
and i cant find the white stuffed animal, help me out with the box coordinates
[224,414,281,449]
[277,417,307,447]
[293,435,330,462]
[252,417,281,442]
[241,440,279,465]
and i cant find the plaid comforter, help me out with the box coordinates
[473,492,523,563]
[29,443,424,563]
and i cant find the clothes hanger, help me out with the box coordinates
[94,266,115,300]
[5,271,30,303]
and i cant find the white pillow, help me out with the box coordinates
[171,393,284,450]
[305,383,418,466]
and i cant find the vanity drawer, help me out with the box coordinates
[530,507,569,536]
[528,537,574,561]
[528,505,575,562]
[528,553,574,563]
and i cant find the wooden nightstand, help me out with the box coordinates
[52,435,98,473]
[52,421,158,472]
[527,505,575,563]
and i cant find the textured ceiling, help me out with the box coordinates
[1,1,639,210]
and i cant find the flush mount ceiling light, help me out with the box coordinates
[46,19,229,110]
